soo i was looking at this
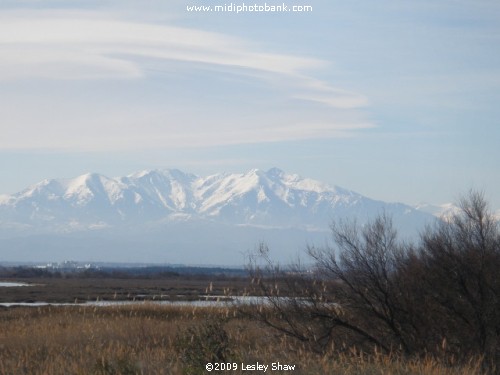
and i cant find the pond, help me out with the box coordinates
[0,295,273,308]
[0,281,31,287]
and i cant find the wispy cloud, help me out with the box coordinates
[0,9,374,151]
[1,12,319,74]
[0,10,365,108]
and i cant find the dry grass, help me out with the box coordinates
[0,304,488,374]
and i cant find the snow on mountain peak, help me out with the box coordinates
[18,178,58,197]
[414,202,461,219]
[266,167,285,178]
[129,168,197,182]
[0,168,436,235]
[63,173,126,206]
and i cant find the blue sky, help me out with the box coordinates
[1,0,499,209]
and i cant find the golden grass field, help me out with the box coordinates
[0,304,487,375]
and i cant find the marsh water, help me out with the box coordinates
[0,281,30,287]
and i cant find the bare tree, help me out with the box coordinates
[243,191,500,368]
[419,190,500,363]
[244,214,417,354]
[308,213,421,354]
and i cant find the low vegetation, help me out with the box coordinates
[0,304,486,374]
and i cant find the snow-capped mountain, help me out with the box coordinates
[0,168,436,264]
[414,202,500,222]
[413,202,461,219]
[0,168,432,231]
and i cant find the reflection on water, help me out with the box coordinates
[0,281,30,287]
[0,296,272,308]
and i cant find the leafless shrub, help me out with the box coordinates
[418,190,500,366]
[244,191,500,369]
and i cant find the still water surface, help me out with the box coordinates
[0,296,271,308]
[0,281,30,287]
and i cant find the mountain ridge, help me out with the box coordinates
[0,168,437,264]
[0,167,433,231]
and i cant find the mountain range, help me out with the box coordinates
[0,168,437,265]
